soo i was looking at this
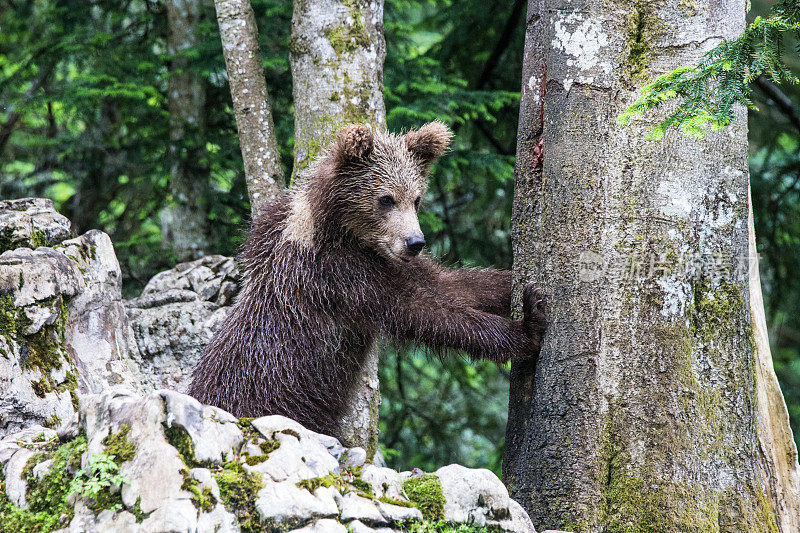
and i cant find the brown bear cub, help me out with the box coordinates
[189,122,546,437]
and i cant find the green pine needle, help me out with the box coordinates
[619,1,800,138]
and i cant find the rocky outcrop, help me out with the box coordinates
[125,255,239,392]
[0,199,142,439]
[0,199,542,532]
[0,198,71,253]
[0,388,536,533]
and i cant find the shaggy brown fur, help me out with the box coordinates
[189,122,546,437]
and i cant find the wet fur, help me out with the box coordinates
[189,124,545,438]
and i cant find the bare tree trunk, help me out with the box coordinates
[750,190,800,532]
[504,1,780,531]
[214,0,284,215]
[290,0,386,455]
[162,0,210,261]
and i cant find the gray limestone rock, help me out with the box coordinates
[0,198,72,251]
[256,482,340,525]
[0,386,535,533]
[375,501,422,523]
[0,246,84,437]
[359,465,404,500]
[336,492,385,524]
[126,255,238,392]
[247,430,339,484]
[58,230,144,394]
[4,448,34,508]
[295,519,349,533]
[435,464,536,533]
[0,199,142,438]
[160,389,242,465]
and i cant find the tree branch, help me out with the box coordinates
[755,75,800,134]
[476,0,525,90]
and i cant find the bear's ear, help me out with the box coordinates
[405,121,452,164]
[333,124,374,166]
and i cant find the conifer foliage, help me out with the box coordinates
[620,0,800,137]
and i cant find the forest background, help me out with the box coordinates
[2,0,798,476]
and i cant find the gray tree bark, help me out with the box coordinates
[505,1,781,531]
[289,0,386,182]
[162,0,210,262]
[290,0,386,456]
[214,0,284,215]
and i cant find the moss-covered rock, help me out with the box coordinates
[214,461,264,533]
[102,424,136,465]
[403,474,446,522]
[0,388,535,532]
[0,434,86,532]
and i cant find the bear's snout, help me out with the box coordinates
[405,235,425,256]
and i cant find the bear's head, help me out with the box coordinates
[320,121,451,262]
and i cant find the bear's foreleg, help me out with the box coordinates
[441,268,512,317]
[385,282,545,363]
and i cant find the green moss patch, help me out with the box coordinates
[296,473,347,493]
[57,371,79,411]
[180,469,217,512]
[31,231,49,249]
[403,474,445,522]
[625,3,661,83]
[102,424,136,465]
[0,228,50,253]
[237,418,280,466]
[129,497,151,523]
[2,294,76,405]
[379,495,415,508]
[163,422,210,468]
[295,468,374,499]
[214,461,264,533]
[243,454,268,466]
[0,227,15,254]
[0,435,87,532]
[324,7,369,55]
[397,521,495,533]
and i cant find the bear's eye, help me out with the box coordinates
[378,195,395,207]
[414,196,422,210]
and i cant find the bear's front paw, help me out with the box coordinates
[522,283,546,353]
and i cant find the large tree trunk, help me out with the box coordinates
[504,1,781,531]
[290,0,386,456]
[749,191,800,532]
[214,0,284,215]
[162,0,210,261]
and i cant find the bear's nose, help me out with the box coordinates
[405,236,425,256]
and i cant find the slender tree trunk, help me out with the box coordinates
[505,1,781,531]
[214,0,284,215]
[290,0,386,455]
[289,0,386,182]
[162,0,210,261]
[749,190,800,532]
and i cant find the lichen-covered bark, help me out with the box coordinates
[289,0,386,182]
[749,191,800,532]
[162,0,210,261]
[214,0,284,215]
[290,0,386,453]
[505,1,778,531]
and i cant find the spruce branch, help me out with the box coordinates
[619,1,800,138]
